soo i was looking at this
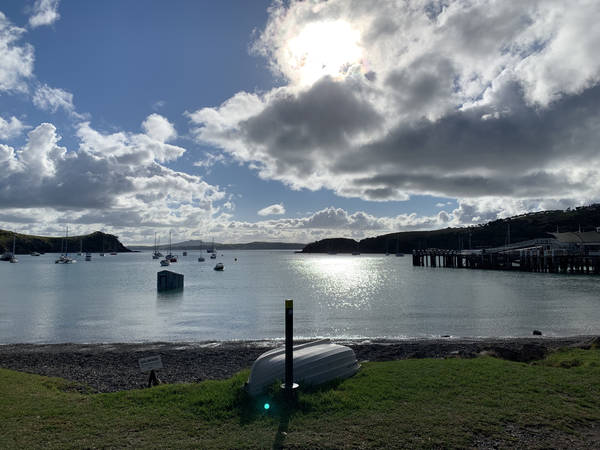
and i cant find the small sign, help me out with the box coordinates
[138,355,163,372]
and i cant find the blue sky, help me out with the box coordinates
[1,1,599,244]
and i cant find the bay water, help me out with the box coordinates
[0,250,598,343]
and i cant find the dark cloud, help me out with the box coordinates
[241,77,381,162]
[354,84,600,176]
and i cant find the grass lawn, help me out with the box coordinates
[1,347,600,448]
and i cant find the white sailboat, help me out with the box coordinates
[209,238,217,259]
[165,231,177,262]
[9,233,18,263]
[152,232,161,259]
[55,226,75,264]
[161,231,175,265]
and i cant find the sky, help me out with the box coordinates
[1,0,600,245]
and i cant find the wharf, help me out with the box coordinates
[412,248,600,274]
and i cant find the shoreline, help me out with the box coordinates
[0,336,597,393]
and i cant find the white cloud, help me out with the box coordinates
[28,0,61,28]
[32,83,82,117]
[0,120,226,242]
[188,0,600,219]
[78,115,185,163]
[0,115,27,139]
[0,12,34,93]
[152,100,166,111]
[257,203,286,216]
[193,152,226,170]
[141,113,177,142]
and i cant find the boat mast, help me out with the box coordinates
[65,226,69,256]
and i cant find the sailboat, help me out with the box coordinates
[100,235,105,256]
[207,238,215,253]
[162,231,176,264]
[77,239,83,256]
[55,226,75,264]
[152,232,161,259]
[209,238,217,259]
[9,233,18,263]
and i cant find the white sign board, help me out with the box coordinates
[138,355,163,372]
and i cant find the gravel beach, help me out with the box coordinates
[0,336,597,393]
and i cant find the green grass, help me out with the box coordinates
[2,348,600,448]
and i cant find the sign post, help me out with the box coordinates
[138,355,163,387]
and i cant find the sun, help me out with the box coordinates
[284,20,363,86]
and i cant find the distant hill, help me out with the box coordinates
[129,241,306,251]
[302,204,600,254]
[0,230,130,254]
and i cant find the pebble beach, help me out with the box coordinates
[0,336,596,393]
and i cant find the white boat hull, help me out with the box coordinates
[246,339,360,396]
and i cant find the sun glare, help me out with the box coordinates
[285,20,363,86]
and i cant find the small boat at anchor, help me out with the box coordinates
[165,231,177,262]
[246,339,360,396]
[9,233,18,263]
[152,232,162,259]
[198,255,205,262]
[213,262,224,271]
[55,226,75,264]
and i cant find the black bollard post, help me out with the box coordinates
[283,299,298,404]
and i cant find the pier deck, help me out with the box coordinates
[412,249,600,274]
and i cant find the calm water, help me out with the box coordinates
[0,251,599,343]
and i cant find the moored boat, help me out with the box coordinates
[55,226,75,264]
[55,254,75,264]
[152,232,162,259]
[165,231,177,262]
[213,262,224,271]
[246,339,360,396]
[9,233,18,263]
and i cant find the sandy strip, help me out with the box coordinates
[0,336,596,393]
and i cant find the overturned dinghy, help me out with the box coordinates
[246,339,359,396]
